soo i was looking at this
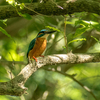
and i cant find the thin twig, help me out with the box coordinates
[45,36,64,54]
[15,0,49,17]
[54,70,98,100]
[64,16,68,52]
[0,60,26,65]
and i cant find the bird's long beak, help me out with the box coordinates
[46,31,56,34]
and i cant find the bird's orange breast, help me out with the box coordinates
[28,38,47,59]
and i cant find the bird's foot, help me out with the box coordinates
[33,56,37,62]
[40,55,44,57]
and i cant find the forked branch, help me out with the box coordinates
[0,53,100,96]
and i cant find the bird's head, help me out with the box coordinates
[36,29,56,38]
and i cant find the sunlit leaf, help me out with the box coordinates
[6,0,31,19]
[90,21,99,25]
[74,20,100,38]
[0,27,13,41]
[65,21,73,25]
[6,0,24,9]
[68,38,86,45]
[19,3,25,9]
[75,20,91,27]
[62,46,66,49]
[6,0,14,4]
[6,0,17,6]
[91,36,99,42]
[92,23,100,31]
[0,19,7,26]
[45,26,61,32]
[18,12,32,20]
[73,27,87,38]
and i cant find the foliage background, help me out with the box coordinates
[0,0,100,100]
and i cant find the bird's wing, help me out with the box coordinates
[27,38,36,57]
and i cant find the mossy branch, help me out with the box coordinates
[0,0,100,19]
[0,53,100,96]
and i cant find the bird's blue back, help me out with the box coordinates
[27,29,48,57]
[27,38,36,57]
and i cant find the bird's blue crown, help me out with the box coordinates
[37,29,48,38]
[39,29,48,33]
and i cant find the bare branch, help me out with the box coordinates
[0,53,100,96]
[54,70,98,100]
[0,60,26,65]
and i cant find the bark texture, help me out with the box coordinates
[0,53,100,96]
[0,0,100,19]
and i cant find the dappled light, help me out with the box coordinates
[0,0,100,100]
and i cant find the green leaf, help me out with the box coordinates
[92,24,100,31]
[75,20,91,27]
[74,20,100,38]
[68,38,86,45]
[62,46,66,49]
[90,21,99,25]
[18,12,32,20]
[73,27,87,38]
[65,21,73,25]
[0,19,7,26]
[45,26,61,32]
[6,1,31,20]
[91,36,99,42]
[19,3,25,9]
[6,0,17,6]
[0,27,13,41]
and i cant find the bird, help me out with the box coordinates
[27,29,56,62]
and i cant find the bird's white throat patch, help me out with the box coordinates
[41,34,49,38]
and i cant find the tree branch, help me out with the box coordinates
[0,0,100,19]
[0,53,100,96]
[54,70,98,100]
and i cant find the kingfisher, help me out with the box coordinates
[27,29,56,62]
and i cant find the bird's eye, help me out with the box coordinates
[38,33,42,35]
[44,31,47,33]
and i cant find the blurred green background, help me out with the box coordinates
[0,0,100,100]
